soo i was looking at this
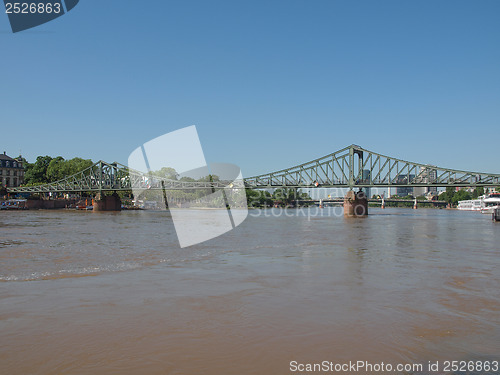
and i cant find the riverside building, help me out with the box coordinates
[0,152,24,187]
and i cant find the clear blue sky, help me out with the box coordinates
[1,0,499,177]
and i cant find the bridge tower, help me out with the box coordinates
[93,162,122,211]
[344,146,368,217]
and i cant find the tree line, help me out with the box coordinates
[22,156,94,186]
[246,188,313,207]
[438,186,486,206]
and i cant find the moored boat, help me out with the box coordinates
[481,193,500,214]
[457,192,500,213]
[75,199,93,210]
[457,198,483,211]
[0,199,27,210]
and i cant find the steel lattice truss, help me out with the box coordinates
[244,145,500,189]
[7,145,500,193]
[8,161,236,193]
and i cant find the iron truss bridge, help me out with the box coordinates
[244,144,500,189]
[7,161,237,194]
[7,145,500,194]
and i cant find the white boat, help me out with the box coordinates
[457,198,484,211]
[480,193,500,214]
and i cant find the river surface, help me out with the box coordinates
[1,208,499,374]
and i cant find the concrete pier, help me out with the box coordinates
[25,199,77,209]
[93,192,122,212]
[493,208,500,222]
[344,190,368,217]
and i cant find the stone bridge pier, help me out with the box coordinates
[93,192,122,212]
[344,190,368,217]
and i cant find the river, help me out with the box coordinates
[1,208,499,374]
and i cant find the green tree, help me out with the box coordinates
[451,189,471,205]
[440,186,456,204]
[472,186,484,198]
[46,157,93,182]
[46,156,66,181]
[246,189,273,207]
[24,156,94,185]
[152,167,178,180]
[24,156,53,185]
[66,157,93,176]
[270,188,310,206]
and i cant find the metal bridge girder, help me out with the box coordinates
[6,145,500,194]
[243,145,500,189]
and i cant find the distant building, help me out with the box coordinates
[396,174,415,197]
[0,152,25,187]
[425,191,439,200]
[417,167,438,196]
[362,169,371,198]
[413,187,425,197]
[411,167,438,197]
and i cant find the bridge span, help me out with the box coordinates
[6,145,499,215]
